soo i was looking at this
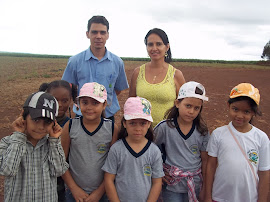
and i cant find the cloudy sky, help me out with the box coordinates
[1,0,270,60]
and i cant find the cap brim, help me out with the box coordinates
[124,114,153,122]
[28,108,55,121]
[230,94,259,105]
[77,95,105,103]
[178,94,209,101]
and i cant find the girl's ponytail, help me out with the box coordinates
[39,83,49,92]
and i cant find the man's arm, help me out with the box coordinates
[62,57,77,85]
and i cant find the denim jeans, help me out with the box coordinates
[65,188,108,202]
[162,186,200,202]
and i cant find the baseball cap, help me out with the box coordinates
[23,92,59,121]
[124,97,153,122]
[230,83,260,105]
[177,81,208,101]
[77,82,107,103]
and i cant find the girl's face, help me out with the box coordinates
[146,33,169,61]
[228,100,255,132]
[175,97,202,124]
[79,97,106,121]
[25,115,54,146]
[49,87,72,118]
[123,119,151,141]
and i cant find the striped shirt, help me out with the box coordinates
[0,132,69,202]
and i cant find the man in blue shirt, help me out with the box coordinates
[62,16,129,120]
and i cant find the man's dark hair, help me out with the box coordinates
[87,16,109,32]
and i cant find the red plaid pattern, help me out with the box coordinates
[163,163,202,202]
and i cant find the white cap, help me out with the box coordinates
[177,81,208,101]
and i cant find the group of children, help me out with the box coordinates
[0,79,269,202]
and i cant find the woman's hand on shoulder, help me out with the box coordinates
[174,68,185,95]
[129,66,141,97]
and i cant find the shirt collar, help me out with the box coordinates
[85,47,112,62]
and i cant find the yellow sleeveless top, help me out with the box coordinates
[136,64,176,127]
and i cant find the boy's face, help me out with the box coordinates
[25,114,54,146]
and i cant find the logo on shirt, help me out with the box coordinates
[247,149,258,165]
[97,143,107,154]
[190,144,199,154]
[143,165,152,176]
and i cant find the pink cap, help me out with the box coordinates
[124,97,153,122]
[77,82,107,103]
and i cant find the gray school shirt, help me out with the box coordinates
[102,138,164,202]
[154,119,209,193]
[68,117,113,194]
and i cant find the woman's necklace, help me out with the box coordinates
[152,66,165,83]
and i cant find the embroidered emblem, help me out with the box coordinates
[43,98,55,109]
[190,144,199,154]
[97,143,107,154]
[143,165,152,176]
[248,149,258,165]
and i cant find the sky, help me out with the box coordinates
[1,0,270,61]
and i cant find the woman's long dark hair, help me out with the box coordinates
[118,117,154,141]
[164,99,208,136]
[144,28,172,63]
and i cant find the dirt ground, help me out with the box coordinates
[0,57,269,201]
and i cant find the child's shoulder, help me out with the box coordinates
[251,125,269,140]
[211,124,228,136]
[154,119,172,130]
[150,141,162,151]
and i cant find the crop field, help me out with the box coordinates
[0,55,269,201]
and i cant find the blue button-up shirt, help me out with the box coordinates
[62,48,129,117]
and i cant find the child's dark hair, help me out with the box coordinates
[228,96,262,124]
[22,108,30,120]
[39,80,77,102]
[164,99,208,136]
[117,117,154,141]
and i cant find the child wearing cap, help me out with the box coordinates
[0,92,69,201]
[61,82,118,202]
[102,97,164,202]
[154,81,209,202]
[205,83,270,202]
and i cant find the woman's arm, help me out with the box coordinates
[174,69,185,95]
[129,67,140,97]
[104,172,120,202]
[147,177,162,202]
[204,156,217,202]
[258,170,269,202]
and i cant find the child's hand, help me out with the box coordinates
[48,121,62,138]
[70,186,89,202]
[12,116,26,133]
[162,171,172,184]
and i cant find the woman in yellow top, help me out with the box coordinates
[129,28,185,127]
